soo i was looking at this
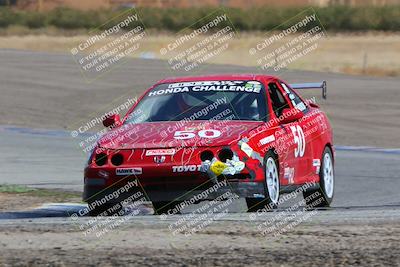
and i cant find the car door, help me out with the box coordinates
[266,81,299,185]
[278,81,314,183]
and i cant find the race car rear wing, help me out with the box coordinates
[289,81,327,99]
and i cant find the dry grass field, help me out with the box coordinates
[0,30,399,76]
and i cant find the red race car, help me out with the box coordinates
[83,74,334,216]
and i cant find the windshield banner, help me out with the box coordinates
[148,81,262,96]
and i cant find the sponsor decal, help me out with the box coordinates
[312,159,321,166]
[148,81,262,96]
[240,142,254,157]
[174,129,221,140]
[245,81,262,91]
[259,134,275,146]
[200,155,245,177]
[116,167,142,175]
[290,125,306,158]
[284,167,295,184]
[238,138,263,163]
[172,165,202,173]
[313,159,321,174]
[210,160,227,176]
[230,160,245,173]
[146,149,176,156]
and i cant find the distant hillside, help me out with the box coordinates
[4,0,400,11]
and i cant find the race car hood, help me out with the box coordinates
[98,120,263,149]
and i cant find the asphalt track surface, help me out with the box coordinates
[0,49,399,217]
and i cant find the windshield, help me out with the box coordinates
[125,80,268,123]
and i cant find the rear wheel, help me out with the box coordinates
[303,146,334,208]
[246,151,280,212]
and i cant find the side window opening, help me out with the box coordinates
[268,82,290,117]
[280,82,308,113]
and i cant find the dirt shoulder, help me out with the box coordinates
[0,188,399,266]
[0,187,81,212]
[0,217,399,266]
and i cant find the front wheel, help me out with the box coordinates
[246,151,280,212]
[303,146,334,208]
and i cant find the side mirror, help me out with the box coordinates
[103,114,121,128]
[280,108,303,124]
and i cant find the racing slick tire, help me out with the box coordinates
[246,151,280,212]
[303,146,334,208]
[152,201,183,215]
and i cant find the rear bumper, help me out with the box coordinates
[83,180,265,203]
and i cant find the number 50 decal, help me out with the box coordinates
[290,125,305,157]
[174,129,222,140]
